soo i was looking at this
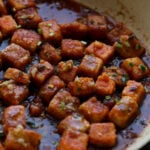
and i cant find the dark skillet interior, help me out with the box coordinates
[0,0,150,150]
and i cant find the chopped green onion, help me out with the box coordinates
[129,62,134,67]
[114,97,119,103]
[105,95,111,100]
[38,28,42,34]
[139,64,146,72]
[48,23,52,27]
[17,24,22,29]
[122,74,129,84]
[124,41,130,48]
[52,141,58,145]
[37,41,42,46]
[135,44,141,50]
[60,102,65,110]
[116,42,123,49]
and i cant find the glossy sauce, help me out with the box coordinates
[0,0,150,150]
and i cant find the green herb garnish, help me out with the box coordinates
[135,44,141,50]
[129,62,134,67]
[38,28,42,34]
[124,41,130,48]
[37,41,42,46]
[139,64,146,72]
[105,95,111,100]
[116,42,123,49]
[60,102,65,110]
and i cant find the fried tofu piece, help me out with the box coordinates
[107,23,132,44]
[38,75,65,104]
[4,68,30,85]
[85,41,115,64]
[114,35,145,58]
[48,89,80,120]
[78,55,103,78]
[58,113,90,134]
[95,73,116,95]
[89,123,117,147]
[103,66,129,87]
[0,15,17,37]
[57,129,88,150]
[38,19,62,45]
[68,77,95,97]
[7,0,36,12]
[60,21,88,39]
[122,80,145,105]
[39,43,61,65]
[0,0,7,16]
[61,39,84,59]
[3,105,26,134]
[30,60,54,86]
[79,97,109,123]
[120,57,149,80]
[11,29,42,53]
[109,96,138,128]
[58,60,78,83]
[0,80,29,105]
[87,15,107,39]
[5,126,41,150]
[1,43,30,70]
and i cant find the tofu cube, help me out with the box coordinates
[48,89,80,120]
[7,0,36,12]
[11,29,42,53]
[39,43,61,65]
[109,96,138,128]
[15,7,42,29]
[68,77,95,97]
[38,75,65,104]
[114,35,145,58]
[61,39,84,59]
[57,129,88,150]
[122,80,145,105]
[3,105,26,134]
[60,21,88,39]
[95,73,116,95]
[1,43,30,70]
[120,57,149,80]
[57,113,90,134]
[78,55,103,78]
[79,97,109,123]
[103,66,129,87]
[4,68,30,85]
[0,0,7,16]
[87,15,107,39]
[30,60,54,87]
[0,15,17,37]
[58,60,78,83]
[85,41,115,64]
[107,23,132,44]
[5,126,41,150]
[0,80,29,105]
[38,20,62,45]
[89,123,117,147]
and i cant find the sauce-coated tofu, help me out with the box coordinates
[39,43,61,65]
[68,77,95,97]
[89,123,117,147]
[0,15,17,37]
[57,129,88,150]
[87,15,107,39]
[60,21,88,39]
[61,39,85,59]
[1,43,30,70]
[107,23,132,44]
[38,20,62,44]
[15,7,42,29]
[48,89,80,120]
[4,68,30,85]
[85,41,115,64]
[78,55,103,78]
[104,66,129,87]
[58,60,78,83]
[109,96,138,128]
[120,57,149,80]
[122,80,145,105]
[114,35,145,58]
[38,75,65,104]
[30,60,54,86]
[0,0,7,16]
[5,126,41,150]
[57,113,90,134]
[95,73,116,95]
[79,97,109,123]
[0,80,29,105]
[3,105,26,134]
[7,0,36,12]
[11,29,42,53]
